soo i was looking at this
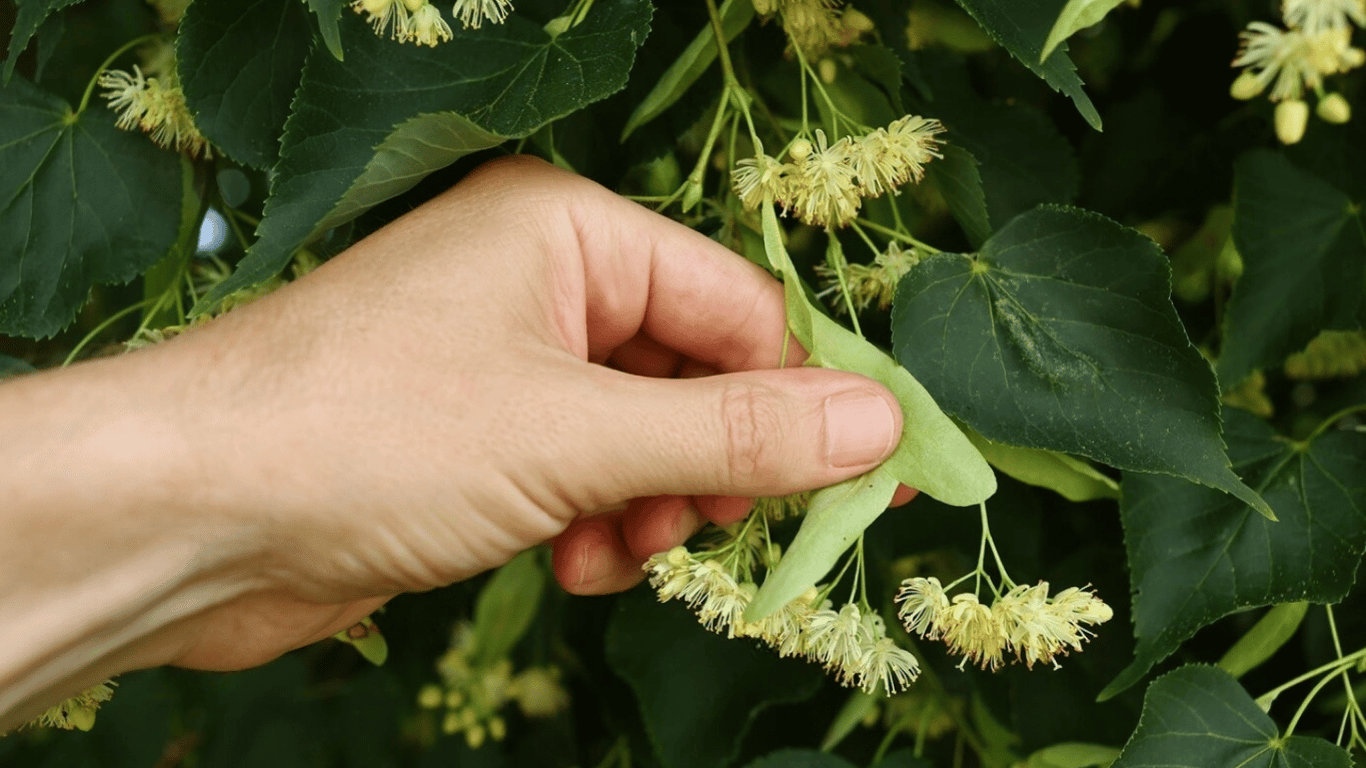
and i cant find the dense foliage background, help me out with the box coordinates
[3,0,1366,766]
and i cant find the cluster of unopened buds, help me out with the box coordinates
[1229,0,1364,143]
[644,546,921,695]
[732,115,944,229]
[417,623,569,749]
[351,0,513,45]
[752,0,874,58]
[896,577,1113,671]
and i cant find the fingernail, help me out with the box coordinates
[823,391,899,468]
[575,528,611,589]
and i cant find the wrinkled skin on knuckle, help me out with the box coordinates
[719,381,789,493]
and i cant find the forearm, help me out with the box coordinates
[0,346,269,733]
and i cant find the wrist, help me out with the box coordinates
[0,343,272,732]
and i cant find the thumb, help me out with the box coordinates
[577,366,903,501]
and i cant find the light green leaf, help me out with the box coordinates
[746,467,898,621]
[819,690,879,752]
[965,428,1120,502]
[1110,665,1351,768]
[306,0,346,61]
[1025,742,1122,768]
[760,200,814,351]
[1041,0,1127,62]
[177,0,314,169]
[607,590,822,768]
[1218,150,1365,389]
[0,76,186,338]
[926,143,991,247]
[1101,409,1366,699]
[947,0,1101,129]
[195,0,651,314]
[3,0,85,82]
[1217,602,1309,680]
[809,310,996,506]
[893,205,1272,519]
[620,0,752,140]
[470,549,544,667]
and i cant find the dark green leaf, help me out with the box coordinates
[33,11,64,82]
[926,143,991,247]
[0,354,35,380]
[196,0,652,313]
[307,0,347,61]
[742,749,856,768]
[1111,665,1352,768]
[1217,602,1309,680]
[818,690,878,752]
[1102,410,1366,699]
[0,76,187,338]
[606,590,823,768]
[177,0,314,169]
[620,0,751,140]
[870,750,934,768]
[848,44,905,116]
[947,0,1101,129]
[1218,151,1365,388]
[892,205,1271,518]
[471,549,545,667]
[3,0,85,82]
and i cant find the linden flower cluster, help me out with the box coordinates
[10,681,116,734]
[99,44,210,157]
[352,0,512,42]
[752,0,873,57]
[417,623,569,749]
[816,241,920,314]
[732,116,944,229]
[1230,0,1366,143]
[644,546,921,694]
[896,577,1113,671]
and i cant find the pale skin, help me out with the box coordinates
[0,157,915,732]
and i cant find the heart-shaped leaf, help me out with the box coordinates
[1111,665,1351,768]
[1101,409,1366,699]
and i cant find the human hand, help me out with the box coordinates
[115,156,913,671]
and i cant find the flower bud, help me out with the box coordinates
[1317,93,1351,124]
[466,724,487,749]
[1275,99,1309,144]
[442,712,461,734]
[1229,70,1264,100]
[401,0,425,11]
[681,179,703,211]
[361,0,393,14]
[789,138,813,161]
[417,684,444,709]
[753,0,775,15]
[819,58,838,84]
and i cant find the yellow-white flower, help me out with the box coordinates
[732,153,791,210]
[788,129,861,228]
[855,637,920,694]
[1233,23,1365,101]
[942,593,1006,671]
[804,603,868,671]
[1282,0,1366,33]
[896,576,950,637]
[99,66,210,157]
[453,0,513,29]
[352,0,412,39]
[407,3,454,46]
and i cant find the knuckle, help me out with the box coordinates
[719,383,787,491]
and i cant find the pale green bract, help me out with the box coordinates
[746,201,995,620]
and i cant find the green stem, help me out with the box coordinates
[1284,667,1341,738]
[1304,403,1366,443]
[871,714,911,764]
[61,298,158,367]
[856,218,941,254]
[1258,646,1366,705]
[849,222,884,260]
[79,34,162,114]
[826,234,863,336]
[981,503,1015,592]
